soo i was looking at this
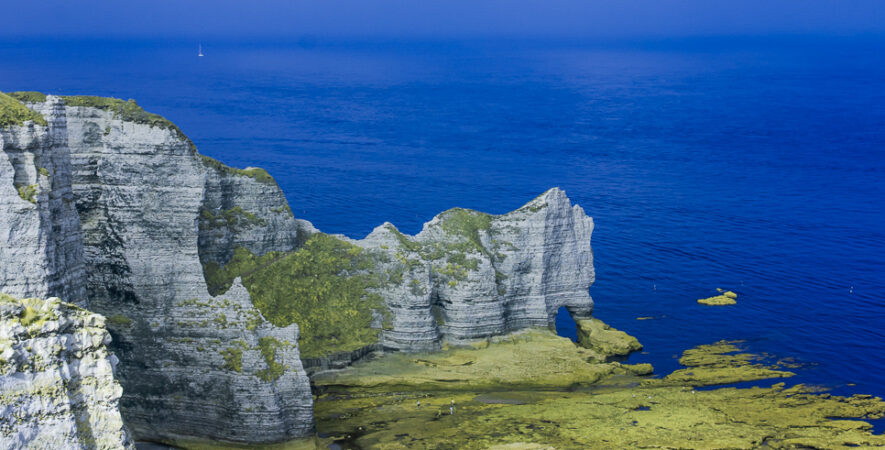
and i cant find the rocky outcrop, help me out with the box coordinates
[217,188,596,371]
[1,92,599,444]
[575,317,642,358]
[0,96,87,305]
[2,94,314,444]
[361,188,595,351]
[0,293,133,449]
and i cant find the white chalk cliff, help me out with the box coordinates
[0,92,597,446]
[0,294,133,449]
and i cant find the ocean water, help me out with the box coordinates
[1,36,883,399]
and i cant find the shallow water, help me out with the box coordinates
[1,35,883,398]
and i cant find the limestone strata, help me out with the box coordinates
[64,98,313,443]
[360,187,595,351]
[2,94,314,444]
[1,92,599,444]
[0,293,133,449]
[0,96,87,305]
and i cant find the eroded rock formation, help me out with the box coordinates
[1,92,600,445]
[2,94,314,444]
[363,188,595,352]
[0,95,86,305]
[0,293,133,449]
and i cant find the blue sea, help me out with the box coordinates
[2,36,883,401]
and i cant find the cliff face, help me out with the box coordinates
[2,95,314,444]
[0,96,87,305]
[222,188,595,372]
[61,98,314,443]
[362,188,595,352]
[1,92,599,444]
[0,293,133,449]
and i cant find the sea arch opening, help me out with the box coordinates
[554,306,578,342]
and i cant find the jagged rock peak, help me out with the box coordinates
[360,186,595,352]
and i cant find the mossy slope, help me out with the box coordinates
[0,91,47,127]
[205,234,388,359]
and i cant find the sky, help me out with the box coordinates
[1,0,884,40]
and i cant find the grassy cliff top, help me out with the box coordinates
[7,91,48,104]
[60,95,194,143]
[5,91,277,185]
[0,92,48,127]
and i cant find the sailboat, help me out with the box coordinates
[198,44,204,57]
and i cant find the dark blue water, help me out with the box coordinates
[2,36,883,399]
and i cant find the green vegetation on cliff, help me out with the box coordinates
[200,206,267,232]
[60,95,191,140]
[0,92,47,127]
[16,184,38,204]
[382,207,497,287]
[203,234,388,359]
[243,234,386,359]
[438,208,492,255]
[203,247,285,296]
[198,155,277,185]
[257,337,288,382]
[8,91,48,104]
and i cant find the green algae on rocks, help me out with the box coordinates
[313,334,885,449]
[698,288,738,305]
[0,92,47,127]
[313,328,649,392]
[575,317,643,358]
[658,340,795,387]
[316,381,885,449]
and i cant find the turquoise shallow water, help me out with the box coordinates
[2,36,883,400]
